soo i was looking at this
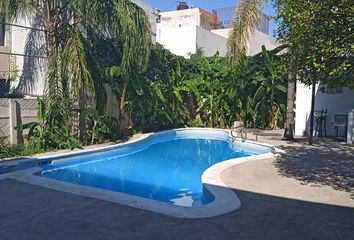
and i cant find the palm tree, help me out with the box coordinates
[283,72,295,139]
[228,0,263,68]
[228,0,295,139]
[0,0,151,137]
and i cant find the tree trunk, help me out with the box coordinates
[79,88,87,141]
[283,72,296,140]
[309,82,316,145]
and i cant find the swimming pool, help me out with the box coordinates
[37,129,268,207]
[1,128,277,218]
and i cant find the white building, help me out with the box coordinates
[295,83,354,140]
[156,7,279,58]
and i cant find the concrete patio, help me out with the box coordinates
[0,132,353,240]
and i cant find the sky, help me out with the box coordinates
[144,0,278,38]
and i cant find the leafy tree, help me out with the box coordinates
[235,45,287,128]
[276,0,354,88]
[0,0,151,145]
[277,0,354,142]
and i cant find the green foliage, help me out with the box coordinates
[9,56,19,82]
[128,45,287,130]
[182,54,234,127]
[127,44,193,131]
[228,0,263,68]
[19,98,81,151]
[83,107,120,144]
[0,0,152,152]
[276,0,354,88]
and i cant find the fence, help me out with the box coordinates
[212,7,270,35]
[0,20,47,97]
[0,98,38,145]
[0,20,46,144]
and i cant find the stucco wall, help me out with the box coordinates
[158,8,201,29]
[157,26,197,57]
[196,27,227,57]
[247,30,280,56]
[211,28,231,39]
[295,82,354,137]
[212,28,279,56]
[157,26,228,58]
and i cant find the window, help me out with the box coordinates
[320,84,343,94]
[0,17,5,46]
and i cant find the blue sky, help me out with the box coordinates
[144,0,278,38]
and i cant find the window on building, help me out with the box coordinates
[320,84,343,94]
[0,17,5,46]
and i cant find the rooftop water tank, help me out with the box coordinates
[177,1,189,10]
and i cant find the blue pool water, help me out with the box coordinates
[38,131,261,207]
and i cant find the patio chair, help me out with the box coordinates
[333,114,348,140]
[314,108,327,137]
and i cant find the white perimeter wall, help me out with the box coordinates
[295,82,354,137]
[247,30,280,56]
[157,26,197,57]
[196,26,227,57]
[157,26,228,58]
[212,28,279,56]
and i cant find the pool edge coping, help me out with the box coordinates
[0,128,279,219]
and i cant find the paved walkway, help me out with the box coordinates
[0,131,353,239]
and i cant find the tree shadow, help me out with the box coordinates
[274,138,354,197]
[0,179,354,240]
[14,16,47,96]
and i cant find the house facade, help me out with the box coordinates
[156,6,279,58]
[295,82,354,142]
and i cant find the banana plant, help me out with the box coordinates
[261,45,287,106]
[179,54,234,127]
[20,98,46,148]
[19,98,81,150]
[261,45,287,128]
[83,107,119,144]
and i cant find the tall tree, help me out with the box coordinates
[277,0,354,88]
[228,0,263,68]
[283,72,295,139]
[0,0,151,137]
[276,0,354,142]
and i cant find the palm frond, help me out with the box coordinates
[228,0,263,67]
[0,0,34,21]
[62,29,94,96]
[70,0,152,73]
